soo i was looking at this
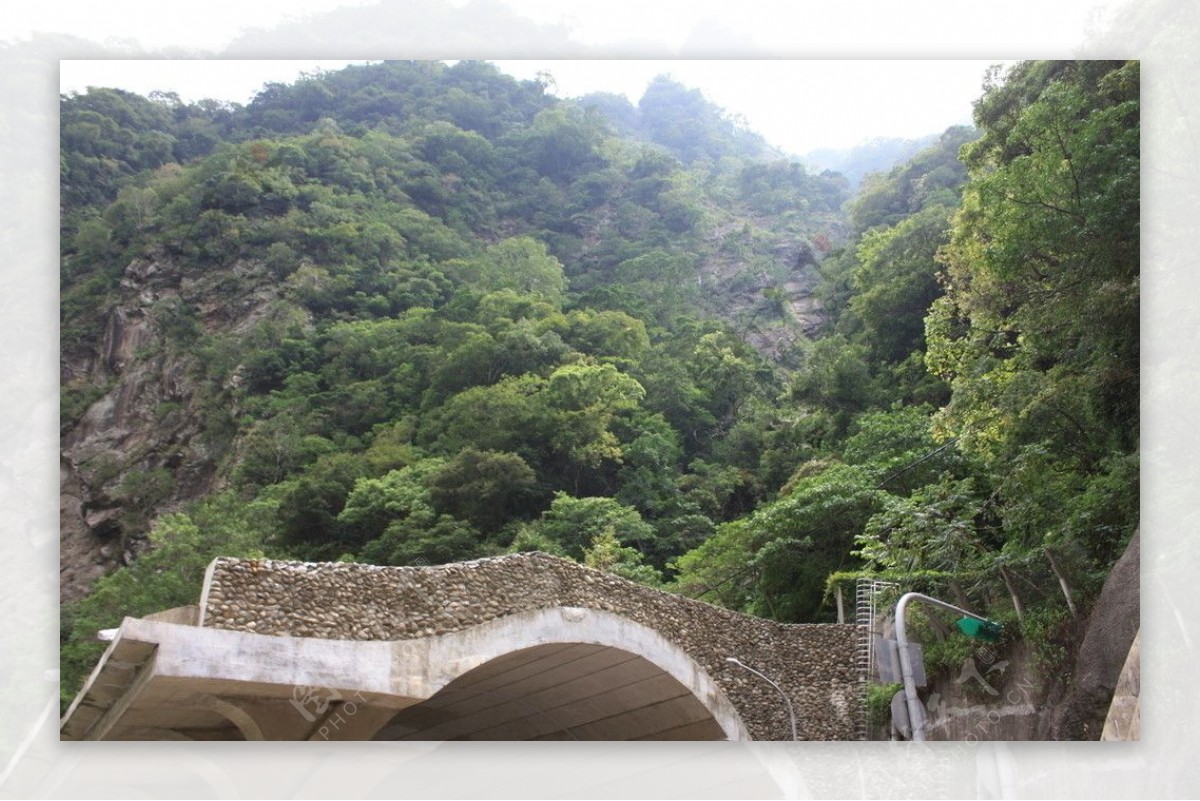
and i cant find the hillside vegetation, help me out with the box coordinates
[60,60,1139,719]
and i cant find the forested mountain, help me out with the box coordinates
[578,75,782,165]
[804,133,941,189]
[60,60,1139,733]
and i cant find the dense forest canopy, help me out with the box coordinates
[59,59,1138,713]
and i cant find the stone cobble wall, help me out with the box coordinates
[201,553,862,740]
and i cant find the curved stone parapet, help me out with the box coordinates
[197,552,860,740]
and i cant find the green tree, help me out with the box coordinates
[114,467,174,538]
[847,126,974,234]
[926,60,1139,578]
[543,362,646,486]
[520,493,656,561]
[854,476,988,574]
[841,405,967,494]
[235,411,336,488]
[789,335,879,433]
[423,373,547,457]
[426,448,539,534]
[690,331,765,427]
[848,205,954,364]
[337,458,446,543]
[931,61,1139,464]
[562,309,649,369]
[359,514,481,567]
[276,453,369,551]
[516,105,607,183]
[60,492,278,710]
[60,87,181,211]
[672,463,882,621]
[472,236,568,300]
[583,527,664,587]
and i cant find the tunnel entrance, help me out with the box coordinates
[373,642,729,741]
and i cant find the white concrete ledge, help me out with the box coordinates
[63,606,749,740]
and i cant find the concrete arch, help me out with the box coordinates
[63,555,861,740]
[200,695,265,741]
[379,606,749,740]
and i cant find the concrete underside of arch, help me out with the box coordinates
[61,607,746,741]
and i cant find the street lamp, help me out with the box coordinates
[894,592,1003,742]
[725,657,799,741]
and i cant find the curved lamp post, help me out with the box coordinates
[895,592,1001,742]
[725,657,799,741]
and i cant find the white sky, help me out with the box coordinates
[59,58,1008,156]
[13,0,1115,53]
[494,59,1007,154]
[59,59,371,106]
[32,0,1115,154]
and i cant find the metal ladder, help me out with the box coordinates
[854,577,897,740]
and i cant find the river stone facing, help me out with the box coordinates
[200,552,861,740]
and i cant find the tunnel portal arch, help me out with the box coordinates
[377,606,749,741]
[62,554,862,741]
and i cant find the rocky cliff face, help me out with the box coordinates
[916,530,1141,741]
[59,250,280,602]
[1040,529,1140,740]
[58,231,829,603]
[922,639,1046,741]
[699,233,829,363]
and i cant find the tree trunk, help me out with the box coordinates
[1044,548,1078,616]
[949,580,971,611]
[998,564,1025,625]
[923,609,951,640]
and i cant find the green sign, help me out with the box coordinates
[956,617,1003,643]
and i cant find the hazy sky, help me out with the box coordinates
[59,58,1007,156]
[14,0,1115,53]
[33,0,1111,155]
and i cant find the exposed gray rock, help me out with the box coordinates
[1042,529,1140,740]
[60,250,286,603]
